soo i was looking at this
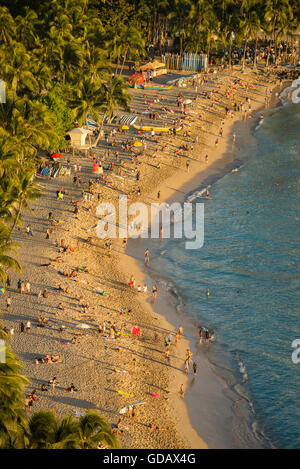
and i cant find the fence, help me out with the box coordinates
[162,53,207,72]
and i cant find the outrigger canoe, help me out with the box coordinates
[127,84,173,91]
[133,125,171,132]
[133,125,182,133]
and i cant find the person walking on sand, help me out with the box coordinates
[6,275,11,288]
[6,296,11,310]
[205,328,210,344]
[128,275,135,287]
[20,321,25,333]
[122,238,127,249]
[205,154,208,164]
[186,348,193,365]
[25,281,31,294]
[178,326,183,338]
[144,248,150,265]
[25,225,33,237]
[165,348,170,365]
[193,362,198,376]
[26,320,31,333]
[152,285,157,303]
[175,333,179,346]
[180,384,185,397]
[199,328,203,344]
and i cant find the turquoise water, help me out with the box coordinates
[150,102,300,448]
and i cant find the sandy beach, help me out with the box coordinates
[1,64,285,449]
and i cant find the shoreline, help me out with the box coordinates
[123,77,286,448]
[2,65,286,449]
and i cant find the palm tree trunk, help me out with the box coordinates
[9,200,23,238]
[207,39,211,67]
[242,39,248,71]
[147,18,152,43]
[266,42,271,68]
[119,47,128,76]
[253,36,258,69]
[180,34,183,57]
[115,53,120,75]
[93,112,107,147]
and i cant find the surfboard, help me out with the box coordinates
[117,390,134,397]
[133,125,171,132]
[119,402,146,414]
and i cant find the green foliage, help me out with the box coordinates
[27,410,121,449]
[0,329,29,449]
[37,89,74,150]
[0,0,298,450]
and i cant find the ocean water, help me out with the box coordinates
[148,101,300,449]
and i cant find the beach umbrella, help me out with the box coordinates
[50,152,63,159]
[182,99,192,105]
[133,141,143,147]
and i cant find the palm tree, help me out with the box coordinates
[74,411,121,449]
[0,328,28,449]
[0,223,21,286]
[68,78,105,129]
[203,6,220,66]
[15,7,40,49]
[0,129,20,179]
[0,42,38,101]
[27,411,78,449]
[189,0,206,54]
[0,94,58,158]
[8,171,42,238]
[27,410,120,449]
[263,0,294,68]
[84,45,110,82]
[94,76,131,146]
[118,25,145,76]
[0,6,16,44]
[169,0,193,56]
[239,2,261,71]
